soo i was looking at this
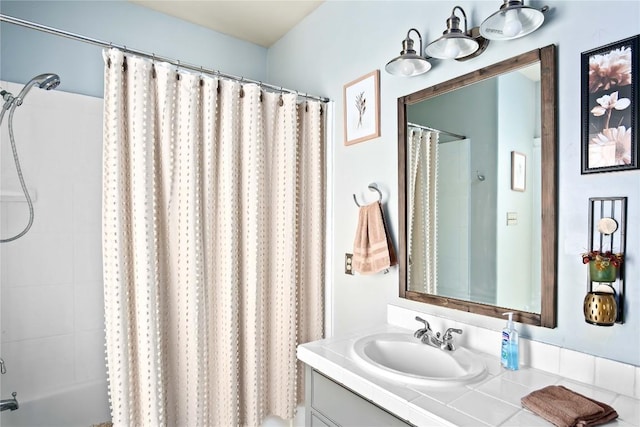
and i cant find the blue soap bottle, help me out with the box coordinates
[501,312,519,370]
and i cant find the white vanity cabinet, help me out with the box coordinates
[305,366,413,427]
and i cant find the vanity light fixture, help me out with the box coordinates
[385,28,432,77]
[424,6,488,61]
[480,0,549,41]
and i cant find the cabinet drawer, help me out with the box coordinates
[310,413,330,427]
[310,369,410,426]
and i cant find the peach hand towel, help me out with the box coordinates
[521,385,618,427]
[352,201,397,274]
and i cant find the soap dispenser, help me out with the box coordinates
[501,312,519,370]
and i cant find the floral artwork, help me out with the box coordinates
[582,35,639,173]
[344,70,380,145]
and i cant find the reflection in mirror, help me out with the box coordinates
[398,46,557,327]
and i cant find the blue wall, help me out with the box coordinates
[267,1,640,366]
[0,1,267,98]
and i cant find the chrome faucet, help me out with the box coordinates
[0,392,19,412]
[414,316,463,351]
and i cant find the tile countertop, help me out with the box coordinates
[297,324,640,427]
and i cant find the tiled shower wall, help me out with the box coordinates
[0,80,107,405]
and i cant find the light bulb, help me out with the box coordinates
[503,9,523,38]
[400,60,416,76]
[443,39,461,59]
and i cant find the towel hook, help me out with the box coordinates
[353,183,383,207]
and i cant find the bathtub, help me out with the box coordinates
[0,380,110,427]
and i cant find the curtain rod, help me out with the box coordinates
[0,13,330,103]
[407,122,466,140]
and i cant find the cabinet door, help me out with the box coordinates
[309,368,411,426]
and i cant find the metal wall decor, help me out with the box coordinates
[584,197,626,325]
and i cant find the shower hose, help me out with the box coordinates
[0,95,35,243]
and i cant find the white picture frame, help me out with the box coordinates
[511,151,526,192]
[343,70,380,146]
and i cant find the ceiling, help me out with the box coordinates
[129,0,324,48]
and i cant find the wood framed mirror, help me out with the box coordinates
[398,45,557,328]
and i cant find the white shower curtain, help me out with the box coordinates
[101,49,325,427]
[407,128,438,294]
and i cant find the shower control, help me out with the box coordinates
[0,358,6,374]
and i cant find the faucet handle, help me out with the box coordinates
[440,328,462,351]
[0,358,5,375]
[443,328,462,340]
[414,316,432,339]
[415,316,431,330]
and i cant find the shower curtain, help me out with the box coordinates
[101,49,325,426]
[407,128,438,294]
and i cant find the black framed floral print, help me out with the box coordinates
[581,35,639,174]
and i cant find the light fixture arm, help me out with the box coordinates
[451,6,469,35]
[500,0,525,10]
[404,28,423,55]
[499,0,549,13]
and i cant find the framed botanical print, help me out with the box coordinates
[581,35,639,174]
[343,70,380,146]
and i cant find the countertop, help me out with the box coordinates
[297,324,640,426]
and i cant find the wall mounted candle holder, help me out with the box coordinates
[583,197,626,325]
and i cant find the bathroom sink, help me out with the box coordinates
[351,332,486,387]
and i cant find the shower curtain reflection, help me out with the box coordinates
[407,124,473,300]
[407,127,438,295]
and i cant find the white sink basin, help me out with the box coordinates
[351,332,486,388]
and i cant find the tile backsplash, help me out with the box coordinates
[387,305,640,399]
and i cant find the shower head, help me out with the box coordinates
[14,73,61,106]
[38,74,60,91]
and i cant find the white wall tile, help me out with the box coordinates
[74,282,105,331]
[27,178,74,234]
[71,109,103,180]
[465,324,501,356]
[635,367,640,399]
[2,232,73,286]
[73,232,103,283]
[1,335,75,399]
[595,357,636,397]
[72,179,102,233]
[5,284,74,341]
[559,348,596,384]
[75,330,107,383]
[526,339,561,374]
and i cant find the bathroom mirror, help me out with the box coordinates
[398,46,557,327]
